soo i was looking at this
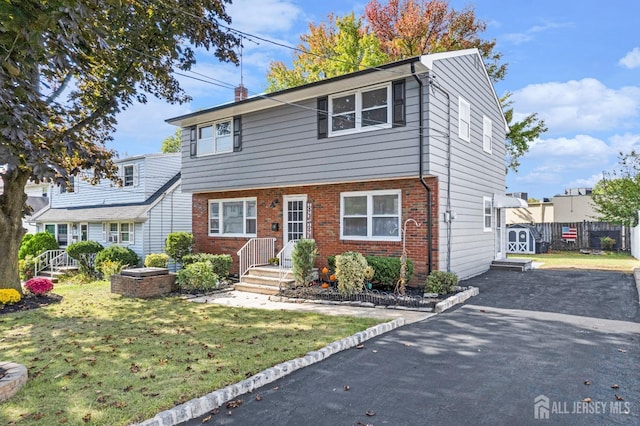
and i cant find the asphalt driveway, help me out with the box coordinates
[180,269,640,425]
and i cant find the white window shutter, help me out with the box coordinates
[133,164,139,187]
[129,222,134,244]
[102,222,106,241]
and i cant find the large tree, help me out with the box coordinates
[161,129,183,153]
[592,151,640,226]
[265,0,545,174]
[0,0,238,294]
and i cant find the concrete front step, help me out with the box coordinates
[490,259,532,272]
[234,282,284,296]
[247,266,294,280]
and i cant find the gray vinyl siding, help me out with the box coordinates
[425,54,506,279]
[50,153,181,208]
[87,222,144,266]
[181,79,422,193]
[144,184,192,257]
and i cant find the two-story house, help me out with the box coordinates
[167,49,523,284]
[30,153,191,262]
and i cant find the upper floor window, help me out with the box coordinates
[341,190,401,241]
[483,116,492,153]
[121,164,138,187]
[458,97,471,142]
[329,84,392,136]
[60,176,75,194]
[208,198,257,236]
[197,119,233,156]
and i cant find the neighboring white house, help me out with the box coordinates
[30,153,191,263]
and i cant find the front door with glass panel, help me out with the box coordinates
[283,195,307,244]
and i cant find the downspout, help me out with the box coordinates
[411,63,432,276]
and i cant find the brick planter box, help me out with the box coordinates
[111,268,176,298]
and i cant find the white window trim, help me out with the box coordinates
[483,116,492,154]
[340,189,401,241]
[44,223,70,246]
[328,83,392,137]
[483,196,493,232]
[197,118,234,157]
[458,97,471,142]
[208,197,257,237]
[102,222,135,244]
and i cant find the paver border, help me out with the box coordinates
[134,318,405,426]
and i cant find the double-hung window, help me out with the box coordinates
[458,97,471,142]
[483,116,492,153]
[483,197,492,232]
[208,198,257,236]
[102,222,134,244]
[341,190,401,241]
[329,84,391,136]
[197,119,233,156]
[123,165,134,187]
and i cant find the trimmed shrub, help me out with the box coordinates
[0,289,21,305]
[19,256,37,281]
[600,236,616,251]
[335,251,368,297]
[95,246,139,275]
[365,256,414,290]
[19,232,59,260]
[24,277,54,295]
[291,239,317,286]
[99,260,125,277]
[425,271,459,295]
[182,253,232,277]
[144,253,170,268]
[165,232,193,265]
[66,241,104,276]
[176,261,220,293]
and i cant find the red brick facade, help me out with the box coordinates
[192,177,439,286]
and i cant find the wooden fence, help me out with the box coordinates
[514,222,630,251]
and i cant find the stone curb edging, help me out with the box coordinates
[134,318,405,426]
[270,296,434,312]
[0,361,28,402]
[434,286,479,313]
[633,268,640,305]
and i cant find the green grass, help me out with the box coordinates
[509,250,640,272]
[0,281,381,425]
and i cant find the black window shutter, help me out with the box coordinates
[392,79,406,127]
[189,126,197,157]
[233,116,242,152]
[317,96,328,139]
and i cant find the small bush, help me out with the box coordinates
[0,289,21,305]
[292,239,317,286]
[19,256,37,281]
[95,246,139,275]
[182,253,232,277]
[365,256,414,290]
[165,232,193,265]
[176,261,220,293]
[99,260,125,277]
[425,271,459,295]
[144,253,169,268]
[19,232,59,260]
[24,277,54,295]
[66,241,104,276]
[335,252,368,296]
[600,236,616,251]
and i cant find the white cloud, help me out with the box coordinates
[503,21,572,45]
[527,135,610,166]
[567,173,605,189]
[228,0,302,33]
[512,78,640,133]
[619,47,640,69]
[609,133,640,154]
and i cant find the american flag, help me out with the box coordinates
[562,226,578,241]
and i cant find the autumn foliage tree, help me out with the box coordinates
[266,0,545,175]
[0,0,238,294]
[592,151,640,226]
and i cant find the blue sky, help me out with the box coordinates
[110,0,640,199]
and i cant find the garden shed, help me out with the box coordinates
[507,224,546,254]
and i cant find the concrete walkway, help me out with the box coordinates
[188,290,435,324]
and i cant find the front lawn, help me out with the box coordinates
[0,280,381,425]
[509,251,640,272]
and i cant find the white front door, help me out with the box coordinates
[283,195,307,244]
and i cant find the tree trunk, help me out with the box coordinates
[0,169,29,295]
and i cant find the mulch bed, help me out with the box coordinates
[0,293,63,316]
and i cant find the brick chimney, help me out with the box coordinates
[234,84,248,102]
